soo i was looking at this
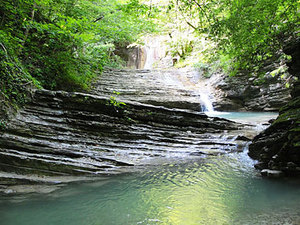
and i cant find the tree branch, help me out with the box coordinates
[186,21,199,30]
[189,0,210,22]
[93,15,104,23]
[19,3,37,54]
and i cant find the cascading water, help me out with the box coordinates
[143,46,154,69]
[199,92,214,112]
[141,35,172,70]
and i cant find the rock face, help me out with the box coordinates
[0,70,251,191]
[249,39,300,176]
[91,68,210,111]
[209,61,292,111]
[115,46,147,69]
[115,35,173,70]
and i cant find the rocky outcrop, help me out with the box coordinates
[115,35,173,70]
[0,83,34,125]
[91,68,208,111]
[0,82,250,192]
[248,39,300,177]
[115,46,147,69]
[209,60,292,111]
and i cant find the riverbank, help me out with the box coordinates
[0,69,258,194]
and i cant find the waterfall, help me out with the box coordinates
[142,35,171,69]
[199,93,214,112]
[144,46,154,69]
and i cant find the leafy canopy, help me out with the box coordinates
[168,0,300,74]
[0,0,155,110]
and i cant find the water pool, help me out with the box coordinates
[1,112,299,225]
[205,111,278,125]
[1,153,300,225]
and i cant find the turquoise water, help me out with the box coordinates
[205,111,278,124]
[1,154,300,225]
[1,112,300,225]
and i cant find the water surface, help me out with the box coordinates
[1,112,299,225]
[206,111,278,125]
[1,153,300,225]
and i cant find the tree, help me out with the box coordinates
[0,0,155,110]
[169,0,300,74]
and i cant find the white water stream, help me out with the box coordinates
[199,92,214,112]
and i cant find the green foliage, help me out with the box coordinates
[0,119,7,131]
[108,96,127,108]
[0,0,156,115]
[0,30,40,108]
[168,0,300,75]
[107,91,126,109]
[193,62,212,78]
[167,34,194,60]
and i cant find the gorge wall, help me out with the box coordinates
[115,37,292,113]
[209,59,292,112]
[248,39,300,177]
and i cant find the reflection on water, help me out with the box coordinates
[1,152,300,225]
[1,112,299,225]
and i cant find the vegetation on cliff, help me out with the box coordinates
[248,39,300,176]
[0,0,155,116]
[1,0,299,118]
[166,0,299,74]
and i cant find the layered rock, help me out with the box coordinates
[0,86,248,191]
[91,68,209,111]
[209,61,292,111]
[115,46,147,69]
[249,39,300,176]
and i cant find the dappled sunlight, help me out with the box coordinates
[2,154,300,225]
[1,0,299,224]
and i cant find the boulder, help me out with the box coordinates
[261,169,284,178]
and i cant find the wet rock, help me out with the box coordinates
[249,38,300,177]
[209,60,292,111]
[268,119,276,124]
[235,135,251,141]
[0,71,250,192]
[254,162,267,170]
[91,68,208,111]
[261,169,284,178]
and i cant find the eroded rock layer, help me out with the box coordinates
[0,88,248,191]
[209,60,292,111]
[249,39,300,176]
[91,69,206,111]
